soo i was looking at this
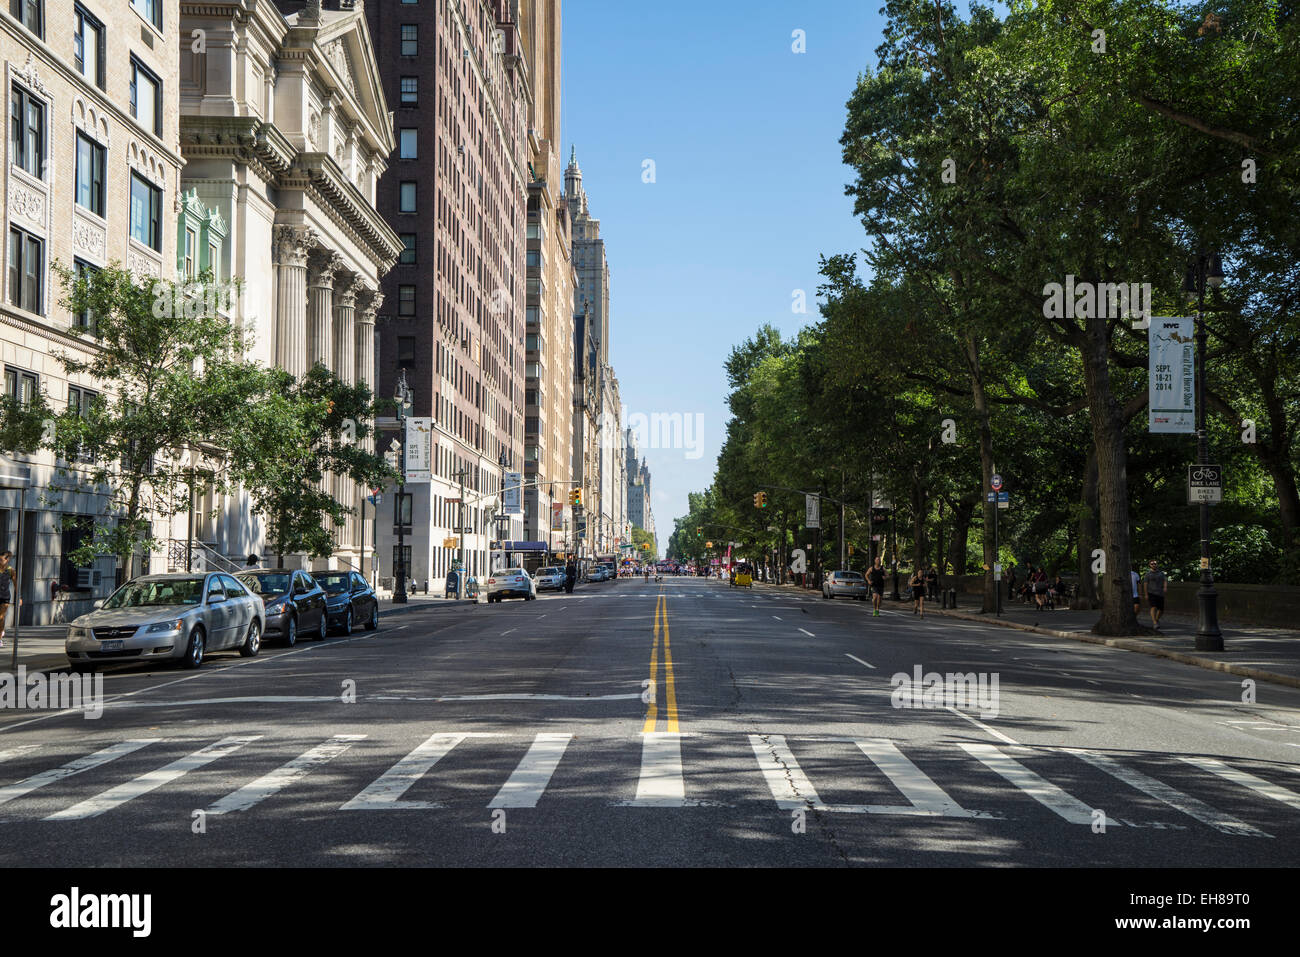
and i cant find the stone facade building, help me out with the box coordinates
[0,0,183,624]
[176,0,401,574]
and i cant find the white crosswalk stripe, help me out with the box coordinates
[45,735,262,821]
[0,731,1292,835]
[207,735,367,815]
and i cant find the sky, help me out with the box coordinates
[561,0,886,545]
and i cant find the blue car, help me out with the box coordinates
[313,571,380,634]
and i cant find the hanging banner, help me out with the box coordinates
[805,494,820,529]
[404,417,433,482]
[502,471,523,514]
[1149,317,1195,433]
[551,502,565,530]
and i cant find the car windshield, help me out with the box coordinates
[239,573,290,597]
[836,572,864,580]
[538,568,559,576]
[316,573,350,595]
[104,578,204,608]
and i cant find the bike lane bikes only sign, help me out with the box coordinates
[1188,464,1223,504]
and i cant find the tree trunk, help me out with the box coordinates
[963,333,998,613]
[911,478,927,570]
[1074,448,1101,609]
[946,493,978,580]
[1081,314,1139,635]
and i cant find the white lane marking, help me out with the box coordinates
[0,745,41,764]
[750,734,823,810]
[106,696,343,709]
[537,615,547,619]
[341,733,499,810]
[946,707,1020,746]
[435,693,641,702]
[1181,756,1300,814]
[772,616,783,621]
[799,628,815,637]
[500,629,516,636]
[855,738,993,818]
[0,740,158,808]
[1063,749,1267,837]
[488,733,572,809]
[207,735,367,815]
[618,733,720,807]
[961,743,1117,826]
[845,653,876,670]
[46,735,262,820]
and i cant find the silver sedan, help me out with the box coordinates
[823,570,868,601]
[65,573,265,670]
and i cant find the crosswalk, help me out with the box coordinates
[0,730,1296,835]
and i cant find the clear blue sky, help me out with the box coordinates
[561,0,885,543]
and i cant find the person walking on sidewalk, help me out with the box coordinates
[925,565,939,601]
[910,568,926,617]
[0,551,14,649]
[1130,565,1141,616]
[867,558,886,617]
[1143,560,1167,629]
[1006,563,1017,603]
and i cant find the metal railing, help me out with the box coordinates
[166,539,243,574]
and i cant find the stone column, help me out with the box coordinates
[334,275,360,387]
[306,248,342,372]
[355,290,381,396]
[273,226,312,378]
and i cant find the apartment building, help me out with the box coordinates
[366,0,529,590]
[0,0,182,624]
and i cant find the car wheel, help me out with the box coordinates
[341,607,353,636]
[315,611,328,641]
[182,627,205,669]
[239,619,262,658]
[365,602,379,631]
[284,615,297,647]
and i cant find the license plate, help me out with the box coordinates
[99,639,124,652]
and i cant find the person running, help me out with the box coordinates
[910,568,926,617]
[0,551,14,648]
[1143,559,1167,629]
[867,558,886,617]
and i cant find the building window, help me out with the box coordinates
[7,227,42,314]
[399,181,417,212]
[8,0,42,37]
[399,233,416,264]
[10,84,45,178]
[398,285,416,316]
[399,128,417,159]
[129,173,162,251]
[72,259,98,333]
[398,336,416,368]
[74,5,105,89]
[75,132,105,216]
[129,58,161,137]
[394,493,412,527]
[400,77,418,106]
[130,0,161,31]
[208,240,220,282]
[59,515,96,589]
[3,366,38,406]
[400,24,417,56]
[65,387,97,462]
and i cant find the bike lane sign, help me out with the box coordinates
[1188,464,1223,504]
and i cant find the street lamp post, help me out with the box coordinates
[393,371,412,604]
[1185,252,1224,651]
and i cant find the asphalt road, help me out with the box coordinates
[3,576,1299,867]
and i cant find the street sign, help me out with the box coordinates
[986,491,1008,505]
[1188,464,1223,504]
[460,526,474,534]
[994,563,1002,581]
[366,491,383,506]
[805,494,820,529]
[991,474,1003,492]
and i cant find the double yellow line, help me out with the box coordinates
[642,592,679,732]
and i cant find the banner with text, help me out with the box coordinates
[503,471,522,514]
[404,417,433,482]
[806,494,820,529]
[1149,317,1195,433]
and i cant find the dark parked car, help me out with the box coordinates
[237,569,328,646]
[314,570,379,635]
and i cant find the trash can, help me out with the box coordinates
[946,587,957,609]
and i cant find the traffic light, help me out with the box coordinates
[758,491,768,508]
[569,488,582,507]
[705,541,713,549]
[753,492,761,508]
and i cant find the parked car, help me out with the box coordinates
[65,572,264,670]
[823,570,868,600]
[487,567,536,602]
[533,566,565,591]
[237,568,328,646]
[598,562,617,581]
[583,564,605,583]
[313,570,380,634]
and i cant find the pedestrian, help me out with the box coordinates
[564,560,577,594]
[867,557,886,617]
[0,551,14,649]
[1143,559,1167,630]
[910,568,926,617]
[1130,565,1141,616]
[1032,567,1049,610]
[925,565,939,601]
[1006,563,1017,602]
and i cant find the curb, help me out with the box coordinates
[931,609,1300,690]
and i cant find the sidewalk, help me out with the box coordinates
[759,580,1300,690]
[0,593,474,676]
[930,595,1300,690]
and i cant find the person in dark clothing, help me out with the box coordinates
[925,565,939,600]
[867,558,886,617]
[564,561,577,594]
[1006,564,1017,602]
